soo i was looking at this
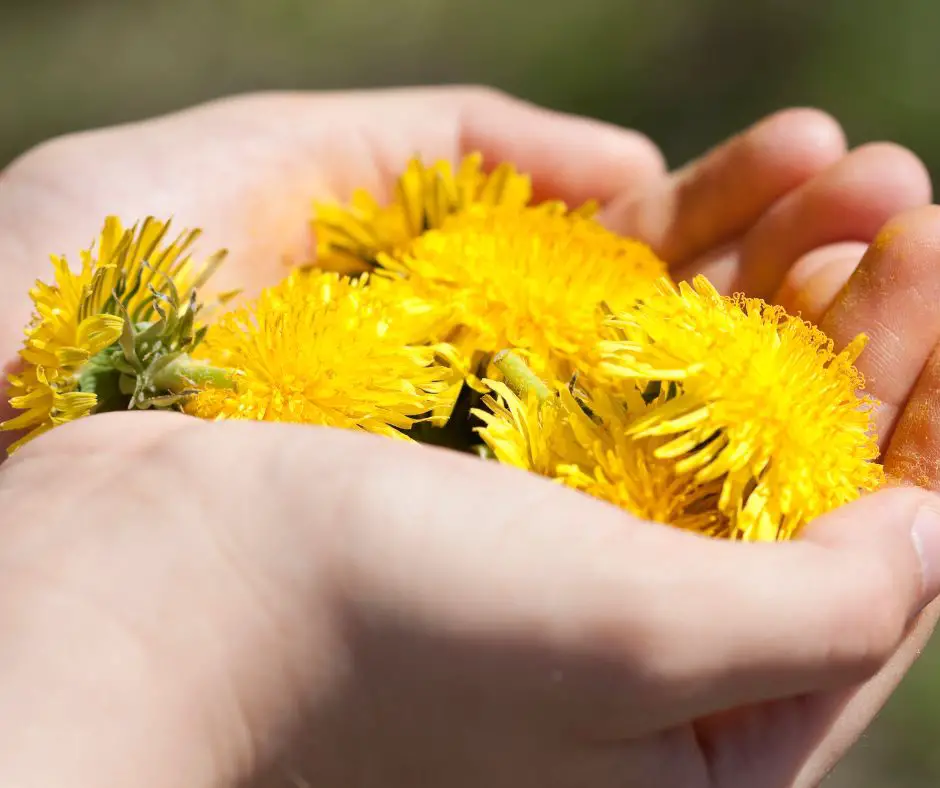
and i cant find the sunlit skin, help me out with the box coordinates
[0,86,939,787]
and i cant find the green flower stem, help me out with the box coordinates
[493,350,551,404]
[151,355,238,392]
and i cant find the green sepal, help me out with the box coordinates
[76,350,126,413]
[74,261,233,415]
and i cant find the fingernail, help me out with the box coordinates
[911,505,940,605]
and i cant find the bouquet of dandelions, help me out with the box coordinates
[2,155,884,542]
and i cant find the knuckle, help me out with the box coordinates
[744,107,847,167]
[873,204,940,254]
[764,107,845,147]
[571,550,658,664]
[772,106,843,135]
[856,140,927,169]
[451,83,513,107]
[853,142,932,199]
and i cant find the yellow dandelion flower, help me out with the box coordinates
[2,217,226,453]
[312,153,550,274]
[473,354,592,475]
[187,271,454,439]
[379,203,668,384]
[600,275,885,541]
[474,352,725,534]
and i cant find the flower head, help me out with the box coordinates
[379,204,668,384]
[473,355,593,476]
[313,153,542,274]
[474,353,726,534]
[187,271,454,438]
[600,275,885,540]
[2,217,226,452]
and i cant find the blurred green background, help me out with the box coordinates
[3,0,939,784]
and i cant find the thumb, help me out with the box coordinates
[7,414,939,743]
[801,483,940,610]
[317,425,940,733]
[631,485,940,730]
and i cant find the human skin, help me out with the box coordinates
[0,86,938,787]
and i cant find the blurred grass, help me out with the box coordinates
[7,0,940,171]
[3,1,940,784]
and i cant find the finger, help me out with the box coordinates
[820,206,940,446]
[754,211,940,785]
[618,487,939,731]
[773,242,867,323]
[733,143,931,298]
[883,342,940,489]
[453,87,667,206]
[692,584,940,788]
[788,596,940,788]
[602,108,846,269]
[807,343,940,780]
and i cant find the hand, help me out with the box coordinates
[0,85,928,343]
[0,412,937,788]
[0,86,935,787]
[766,205,940,782]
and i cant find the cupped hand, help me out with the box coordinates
[0,412,937,788]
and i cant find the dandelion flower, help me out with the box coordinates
[475,352,726,534]
[2,217,227,453]
[473,352,593,475]
[312,153,547,274]
[379,204,668,384]
[187,271,454,438]
[600,275,884,540]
